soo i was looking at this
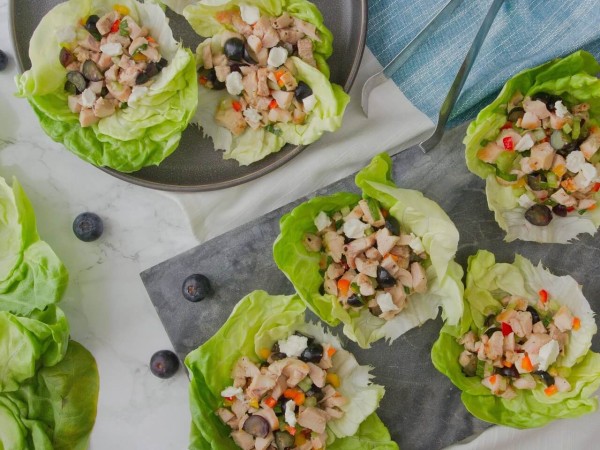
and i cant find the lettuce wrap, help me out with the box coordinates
[464,50,600,243]
[186,290,397,449]
[16,0,198,173]
[162,0,350,165]
[431,250,600,428]
[0,177,68,315]
[273,153,464,348]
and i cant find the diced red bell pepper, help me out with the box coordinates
[539,289,548,303]
[503,136,514,151]
[592,182,600,192]
[232,101,242,112]
[269,99,278,109]
[501,122,513,130]
[501,322,513,336]
[264,397,277,408]
[110,19,121,33]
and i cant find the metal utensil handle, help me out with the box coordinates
[420,0,505,151]
[382,0,464,78]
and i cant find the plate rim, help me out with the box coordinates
[9,0,368,192]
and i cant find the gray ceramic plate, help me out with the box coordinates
[10,0,367,191]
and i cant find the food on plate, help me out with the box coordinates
[274,153,464,348]
[16,0,198,173]
[73,211,104,242]
[0,175,99,448]
[465,50,600,243]
[432,250,600,428]
[162,0,350,166]
[0,177,68,315]
[185,290,397,449]
[182,273,213,302]
[150,349,180,379]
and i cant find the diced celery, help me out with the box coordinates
[573,117,581,140]
[562,123,572,134]
[546,171,559,189]
[304,396,317,407]
[298,377,313,392]
[366,197,382,221]
[496,151,518,174]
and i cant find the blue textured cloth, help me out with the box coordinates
[367,0,600,126]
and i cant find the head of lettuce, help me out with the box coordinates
[273,153,464,348]
[16,0,198,173]
[432,250,600,428]
[185,290,398,449]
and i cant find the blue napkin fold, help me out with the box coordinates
[367,0,600,126]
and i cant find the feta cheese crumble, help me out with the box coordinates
[343,218,370,239]
[314,211,332,232]
[80,88,96,108]
[376,292,398,313]
[566,151,586,173]
[225,71,244,96]
[303,94,317,112]
[100,42,123,57]
[554,100,569,119]
[267,47,288,67]
[240,4,260,25]
[537,339,560,371]
[278,335,308,358]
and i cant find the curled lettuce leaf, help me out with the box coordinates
[171,0,349,165]
[0,340,100,450]
[431,250,600,428]
[0,177,68,316]
[16,0,198,173]
[185,290,395,449]
[464,50,600,243]
[274,153,464,348]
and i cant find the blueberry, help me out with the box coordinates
[73,212,103,242]
[182,274,212,302]
[150,350,180,379]
[0,50,8,71]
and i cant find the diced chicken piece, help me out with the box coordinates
[521,333,552,356]
[215,65,231,82]
[256,68,270,97]
[523,98,551,119]
[232,13,253,36]
[496,308,516,323]
[532,321,547,334]
[255,435,274,450]
[302,233,322,253]
[477,141,505,163]
[96,11,118,35]
[310,433,327,450]
[79,108,100,128]
[270,375,288,400]
[578,198,597,210]
[256,48,269,66]
[344,205,364,221]
[323,279,337,296]
[386,283,407,310]
[73,47,91,63]
[217,407,236,424]
[202,44,213,70]
[316,345,334,370]
[503,331,515,354]
[231,430,255,450]
[124,16,145,40]
[247,373,277,399]
[529,142,555,171]
[550,188,577,207]
[481,374,507,394]
[254,408,279,431]
[344,235,376,258]
[499,386,517,400]
[279,71,297,91]
[495,129,522,149]
[272,12,294,29]
[252,17,272,39]
[68,95,82,113]
[297,38,316,66]
[324,263,343,280]
[512,373,536,390]
[104,64,120,82]
[232,356,261,387]
[459,331,479,353]
[323,394,347,409]
[213,53,227,67]
[552,153,566,171]
[262,27,281,48]
[554,376,571,392]
[485,331,504,361]
[78,34,101,52]
[410,262,427,294]
[358,199,385,227]
[93,97,117,118]
[323,231,344,263]
[293,18,320,42]
[549,113,568,130]
[307,363,326,388]
[380,254,402,279]
[581,126,600,160]
[271,89,294,110]
[365,247,383,262]
[548,323,569,352]
[355,256,378,278]
[242,71,258,100]
[118,65,143,86]
[297,407,327,434]
[553,305,573,332]
[231,398,250,419]
[216,106,247,136]
[128,37,148,55]
[107,32,131,47]
[509,311,533,338]
[521,111,541,129]
[458,350,477,375]
[268,107,292,123]
[97,52,114,71]
[375,228,400,256]
[352,273,374,296]
[277,28,304,45]
[519,157,534,174]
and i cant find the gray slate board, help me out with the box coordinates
[141,123,600,450]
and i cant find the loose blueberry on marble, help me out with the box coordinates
[0,50,8,71]
[150,350,180,379]
[182,274,212,302]
[73,212,104,242]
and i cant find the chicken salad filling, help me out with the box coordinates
[458,292,581,399]
[303,198,430,321]
[217,333,345,450]
[476,91,600,226]
[59,4,167,127]
[197,4,321,136]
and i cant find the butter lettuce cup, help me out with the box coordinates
[465,50,600,243]
[186,290,397,450]
[162,0,350,165]
[273,153,464,349]
[432,250,600,428]
[16,0,198,173]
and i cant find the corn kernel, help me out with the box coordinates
[249,398,259,409]
[113,4,130,15]
[258,348,271,360]
[326,373,340,388]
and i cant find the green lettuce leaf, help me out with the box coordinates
[464,50,600,242]
[175,0,349,165]
[16,0,198,173]
[0,177,68,315]
[185,290,393,449]
[274,153,464,348]
[0,306,69,393]
[431,250,600,428]
[0,340,100,450]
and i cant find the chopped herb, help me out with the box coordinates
[578,209,588,215]
[365,197,382,221]
[350,282,360,294]
[132,43,148,55]
[119,19,129,36]
[265,124,282,136]
[404,286,411,295]
[335,219,344,230]
[475,359,486,379]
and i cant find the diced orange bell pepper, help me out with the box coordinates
[538,289,548,304]
[285,425,297,436]
[269,99,278,109]
[544,385,558,396]
[264,396,277,408]
[337,279,350,297]
[232,101,242,112]
[573,317,581,330]
[258,348,271,360]
[326,373,340,388]
[326,346,337,357]
[521,354,533,372]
